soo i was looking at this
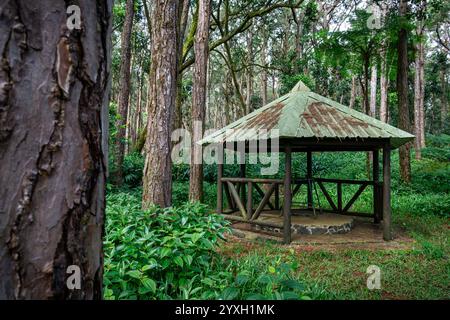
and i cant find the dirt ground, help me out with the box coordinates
[229,217,415,251]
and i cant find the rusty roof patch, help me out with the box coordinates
[302,102,374,137]
[222,102,284,140]
[243,102,284,130]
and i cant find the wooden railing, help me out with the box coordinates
[219,176,381,222]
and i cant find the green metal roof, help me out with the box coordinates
[198,81,414,149]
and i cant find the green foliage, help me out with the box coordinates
[104,191,316,300]
[422,134,450,161]
[218,253,313,300]
[122,152,145,188]
[172,182,216,208]
[104,193,230,299]
[279,74,315,96]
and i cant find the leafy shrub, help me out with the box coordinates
[122,152,145,188]
[420,134,450,162]
[172,182,217,208]
[217,253,313,300]
[104,192,230,299]
[104,191,316,300]
[426,134,450,148]
[421,146,450,162]
[393,192,450,218]
[173,163,190,182]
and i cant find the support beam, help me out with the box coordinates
[283,147,292,244]
[252,183,276,220]
[254,183,275,210]
[275,184,280,210]
[224,182,234,210]
[342,183,367,212]
[306,151,313,207]
[247,181,253,220]
[373,149,381,223]
[227,181,247,219]
[240,163,246,206]
[383,144,392,240]
[217,159,223,214]
[317,180,338,211]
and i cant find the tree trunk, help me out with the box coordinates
[397,0,412,183]
[114,0,135,184]
[380,47,389,123]
[349,75,356,109]
[362,54,370,114]
[419,43,426,147]
[189,0,210,202]
[294,7,305,71]
[245,30,253,115]
[0,0,112,299]
[414,40,425,159]
[370,64,377,117]
[142,0,180,208]
[440,66,448,131]
[261,30,268,106]
[174,0,191,131]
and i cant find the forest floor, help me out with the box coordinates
[219,212,449,299]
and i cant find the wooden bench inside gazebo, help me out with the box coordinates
[198,81,414,244]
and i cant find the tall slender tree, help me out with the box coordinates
[142,0,180,208]
[397,0,412,183]
[189,0,211,202]
[115,0,135,184]
[0,0,112,298]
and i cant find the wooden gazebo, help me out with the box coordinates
[198,81,414,244]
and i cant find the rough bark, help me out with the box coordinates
[142,0,180,208]
[440,65,448,131]
[414,40,425,159]
[261,30,268,106]
[189,0,210,202]
[174,0,191,132]
[419,45,426,147]
[245,30,253,115]
[369,64,377,117]
[0,0,112,299]
[349,75,356,109]
[380,47,389,123]
[114,0,135,184]
[293,7,305,69]
[397,0,412,183]
[362,54,370,114]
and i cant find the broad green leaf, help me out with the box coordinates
[126,270,141,279]
[221,287,239,300]
[174,256,184,268]
[160,247,172,258]
[141,277,157,293]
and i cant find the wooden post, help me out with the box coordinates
[306,151,313,208]
[382,144,392,240]
[275,184,280,210]
[247,182,252,220]
[217,145,223,214]
[283,147,292,244]
[373,149,381,223]
[240,162,246,206]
